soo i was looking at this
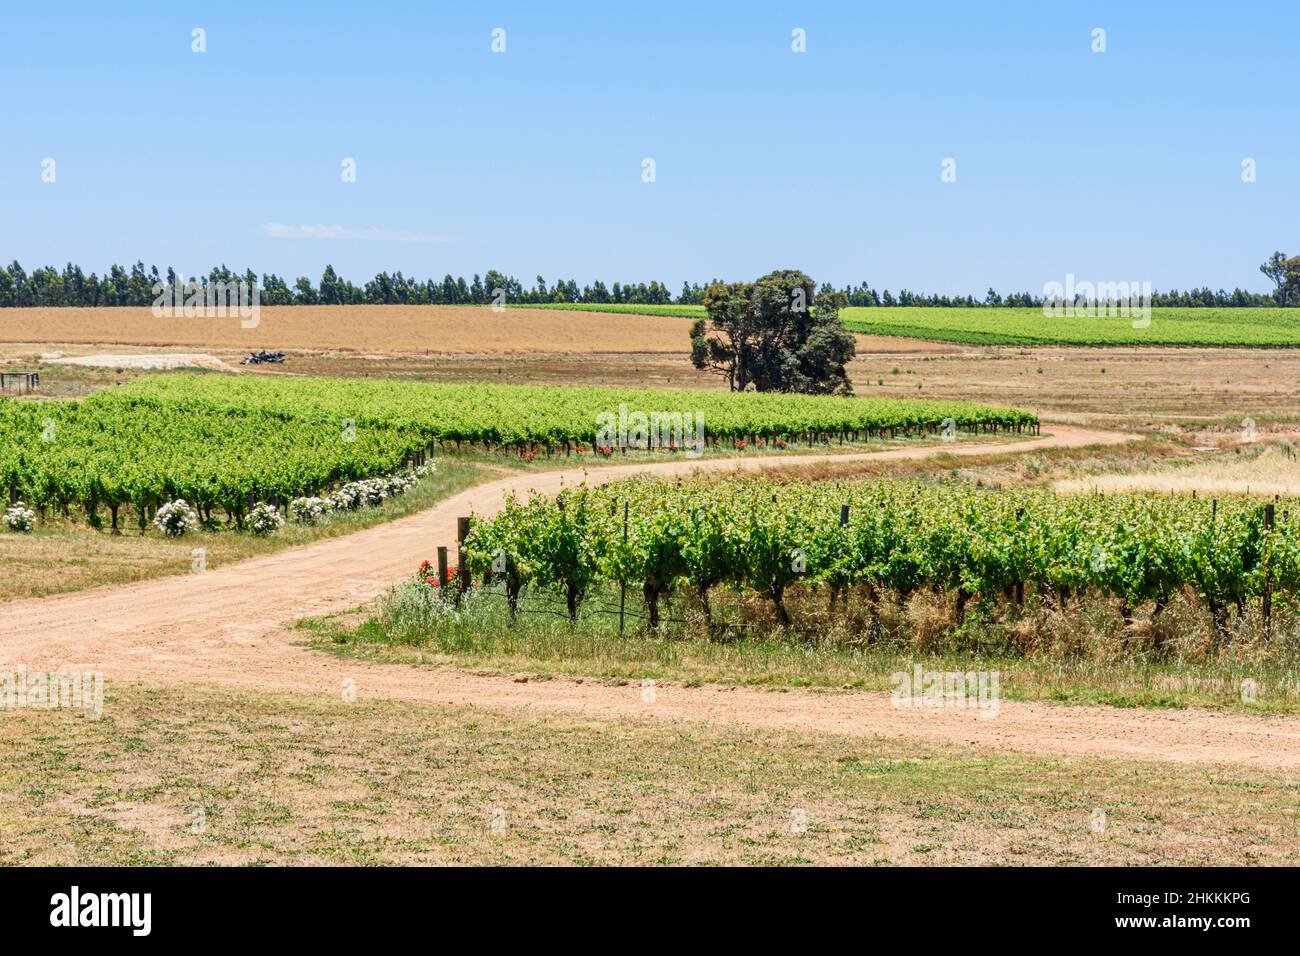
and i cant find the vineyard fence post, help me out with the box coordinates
[619,501,628,637]
[457,517,470,599]
[1263,503,1275,636]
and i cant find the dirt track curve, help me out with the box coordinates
[5,423,1299,770]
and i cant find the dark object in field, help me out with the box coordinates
[0,371,39,394]
[240,351,286,366]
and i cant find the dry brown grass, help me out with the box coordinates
[2,681,1294,865]
[716,436,1181,487]
[845,348,1300,428]
[1054,444,1300,497]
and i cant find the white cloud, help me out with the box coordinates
[259,223,448,242]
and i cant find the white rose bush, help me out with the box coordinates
[4,501,36,533]
[153,499,200,537]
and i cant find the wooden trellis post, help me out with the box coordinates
[1263,503,1275,636]
[457,517,471,595]
[619,501,628,637]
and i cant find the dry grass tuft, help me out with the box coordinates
[1055,445,1300,498]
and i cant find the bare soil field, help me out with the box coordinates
[0,305,930,358]
[862,347,1300,428]
[0,305,704,355]
[0,305,954,356]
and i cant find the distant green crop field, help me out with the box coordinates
[511,302,1300,346]
[839,307,1300,346]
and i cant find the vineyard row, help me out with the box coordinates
[461,477,1300,639]
[0,376,1035,526]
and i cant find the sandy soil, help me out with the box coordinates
[48,352,235,371]
[14,424,1298,772]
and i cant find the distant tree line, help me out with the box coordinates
[0,257,1293,309]
[0,261,707,308]
[840,284,1278,308]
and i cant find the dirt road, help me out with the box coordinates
[6,423,1296,770]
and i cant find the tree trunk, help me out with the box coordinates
[770,581,790,626]
[506,574,521,623]
[698,583,713,629]
[864,582,881,639]
[1208,601,1230,641]
[566,582,581,624]
[644,582,661,630]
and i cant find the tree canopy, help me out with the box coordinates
[1261,251,1300,307]
[689,269,857,395]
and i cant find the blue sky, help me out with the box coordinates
[2,1,1295,295]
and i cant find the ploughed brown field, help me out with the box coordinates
[0,305,703,355]
[0,305,950,356]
